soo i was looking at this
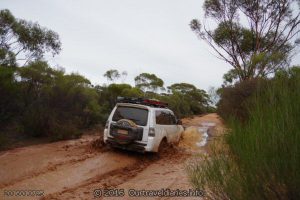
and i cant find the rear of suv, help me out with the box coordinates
[103,97,184,152]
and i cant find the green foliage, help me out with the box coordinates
[134,73,164,92]
[0,61,104,140]
[103,69,120,82]
[0,64,212,145]
[189,68,300,199]
[217,79,261,121]
[160,92,191,118]
[0,132,8,150]
[160,83,211,118]
[191,0,300,82]
[0,66,22,123]
[95,79,212,119]
[0,9,61,66]
[222,69,240,85]
[167,83,197,94]
[96,83,144,111]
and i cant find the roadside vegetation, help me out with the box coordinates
[0,9,213,149]
[188,68,300,199]
[188,0,300,199]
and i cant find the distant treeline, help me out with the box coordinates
[0,61,213,142]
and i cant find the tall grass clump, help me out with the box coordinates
[188,69,300,200]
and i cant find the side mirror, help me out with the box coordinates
[177,119,182,125]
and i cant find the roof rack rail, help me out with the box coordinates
[117,97,168,108]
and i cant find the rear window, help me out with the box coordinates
[112,106,148,126]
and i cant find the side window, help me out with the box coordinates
[155,111,171,125]
[169,113,177,125]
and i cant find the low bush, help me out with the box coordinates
[217,79,262,122]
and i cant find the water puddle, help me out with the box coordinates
[196,122,216,147]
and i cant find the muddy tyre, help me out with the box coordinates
[158,138,169,155]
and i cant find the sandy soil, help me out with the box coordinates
[0,113,223,200]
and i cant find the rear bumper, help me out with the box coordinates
[106,137,147,152]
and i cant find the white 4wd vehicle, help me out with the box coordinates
[103,97,184,153]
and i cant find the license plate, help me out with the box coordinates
[118,129,128,135]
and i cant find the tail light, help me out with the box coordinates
[148,127,155,137]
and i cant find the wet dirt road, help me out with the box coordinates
[0,114,223,200]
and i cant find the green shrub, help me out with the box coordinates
[16,62,104,139]
[189,70,300,199]
[21,107,81,139]
[49,120,81,141]
[217,79,262,122]
[0,132,7,150]
[0,67,22,124]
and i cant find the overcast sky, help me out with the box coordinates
[1,0,299,90]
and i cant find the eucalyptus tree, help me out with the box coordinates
[103,69,120,83]
[134,73,164,92]
[191,0,300,83]
[0,9,61,66]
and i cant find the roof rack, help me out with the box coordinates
[117,97,168,108]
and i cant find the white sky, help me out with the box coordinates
[1,0,299,90]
